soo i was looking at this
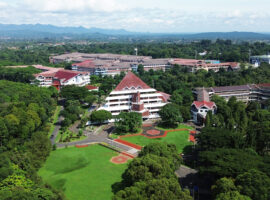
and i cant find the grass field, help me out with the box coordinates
[38,145,128,200]
[121,130,192,153]
[156,124,193,131]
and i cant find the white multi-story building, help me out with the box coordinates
[99,72,170,119]
[33,66,90,90]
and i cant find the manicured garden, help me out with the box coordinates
[120,129,193,153]
[55,129,86,143]
[38,145,128,200]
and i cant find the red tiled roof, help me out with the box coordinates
[72,60,95,68]
[54,70,80,82]
[114,72,151,91]
[85,85,98,90]
[157,91,171,102]
[257,83,270,89]
[192,101,216,109]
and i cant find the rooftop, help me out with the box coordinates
[192,101,216,109]
[212,85,251,93]
[114,72,151,91]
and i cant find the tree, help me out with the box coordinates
[139,143,182,171]
[199,148,264,179]
[113,178,192,200]
[90,110,112,124]
[137,64,144,76]
[84,95,96,107]
[235,169,270,200]
[158,104,183,128]
[179,106,191,122]
[170,92,183,106]
[60,85,89,100]
[115,112,142,133]
[196,128,245,151]
[215,191,251,200]
[212,177,251,200]
[0,118,8,146]
[0,154,13,182]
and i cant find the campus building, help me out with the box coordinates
[172,59,239,72]
[51,52,240,75]
[33,65,90,90]
[250,55,270,66]
[191,88,217,124]
[98,72,170,119]
[194,83,270,103]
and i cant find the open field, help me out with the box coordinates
[38,145,128,200]
[156,124,193,131]
[120,130,192,153]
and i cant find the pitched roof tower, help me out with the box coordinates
[114,72,151,91]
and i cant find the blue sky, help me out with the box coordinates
[0,0,269,32]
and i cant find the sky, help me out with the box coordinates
[0,0,270,33]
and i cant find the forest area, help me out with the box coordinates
[1,40,270,67]
[0,81,63,199]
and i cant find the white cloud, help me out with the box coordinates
[0,0,270,32]
[24,0,125,12]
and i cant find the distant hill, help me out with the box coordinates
[182,32,270,40]
[0,24,133,35]
[0,24,270,41]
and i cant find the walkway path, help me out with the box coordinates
[50,106,64,145]
[56,124,139,156]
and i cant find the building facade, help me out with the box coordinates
[194,83,270,103]
[98,72,170,119]
[172,59,239,72]
[250,55,270,66]
[33,65,90,90]
[191,88,217,124]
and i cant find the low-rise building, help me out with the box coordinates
[52,52,240,75]
[194,83,270,103]
[85,85,99,92]
[172,59,239,72]
[98,72,170,119]
[250,55,270,66]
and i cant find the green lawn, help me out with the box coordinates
[121,130,192,153]
[156,123,193,131]
[38,145,128,200]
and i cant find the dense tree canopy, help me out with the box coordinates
[0,80,63,199]
[114,143,191,199]
[158,103,183,128]
[115,112,142,133]
[90,110,112,124]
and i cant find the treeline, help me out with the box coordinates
[0,80,63,199]
[0,66,40,83]
[1,40,270,66]
[194,96,270,199]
